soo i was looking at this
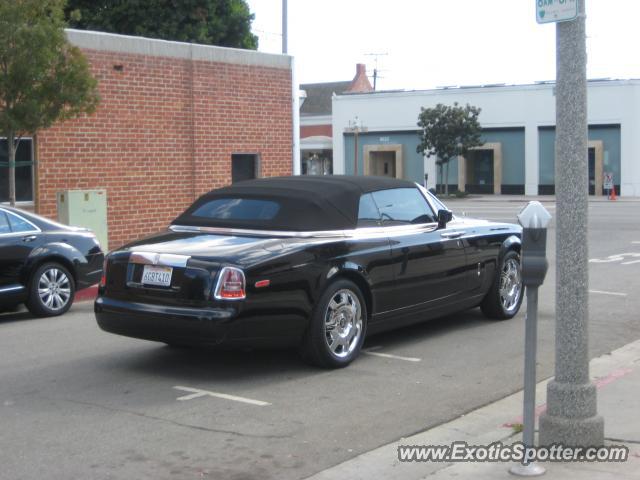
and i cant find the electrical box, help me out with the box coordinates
[57,189,108,251]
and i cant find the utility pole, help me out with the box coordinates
[346,117,367,176]
[539,0,604,447]
[282,0,288,54]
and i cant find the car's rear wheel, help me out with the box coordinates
[26,263,76,317]
[480,250,523,320]
[300,279,367,368]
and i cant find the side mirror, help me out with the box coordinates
[437,209,453,229]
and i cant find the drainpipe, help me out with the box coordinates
[291,57,300,175]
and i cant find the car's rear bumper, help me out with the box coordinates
[94,296,306,347]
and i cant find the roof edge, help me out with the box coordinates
[65,29,292,70]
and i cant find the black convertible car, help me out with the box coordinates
[0,206,104,316]
[95,176,523,368]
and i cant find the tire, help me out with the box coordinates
[480,250,523,320]
[300,279,367,369]
[26,262,76,317]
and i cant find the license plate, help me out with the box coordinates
[141,265,173,287]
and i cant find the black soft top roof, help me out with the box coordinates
[173,175,417,231]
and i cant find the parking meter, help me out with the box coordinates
[510,201,552,477]
[518,202,552,287]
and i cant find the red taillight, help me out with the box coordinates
[99,257,108,287]
[214,267,246,300]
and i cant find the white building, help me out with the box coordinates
[332,79,640,196]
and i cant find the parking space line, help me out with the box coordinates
[589,290,628,297]
[362,346,421,363]
[173,386,270,406]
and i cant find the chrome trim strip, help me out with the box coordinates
[129,251,190,267]
[0,285,25,294]
[169,223,439,239]
[440,231,466,239]
[169,224,349,238]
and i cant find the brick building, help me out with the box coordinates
[2,30,293,249]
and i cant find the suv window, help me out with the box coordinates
[0,211,10,234]
[357,193,381,228]
[371,188,437,225]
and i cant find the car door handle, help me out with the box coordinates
[22,235,37,242]
[440,231,465,239]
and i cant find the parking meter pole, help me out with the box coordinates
[522,286,539,450]
[510,203,551,477]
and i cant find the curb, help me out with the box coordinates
[76,284,98,303]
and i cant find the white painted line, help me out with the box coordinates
[632,241,640,244]
[589,290,628,297]
[622,260,640,265]
[362,346,421,363]
[173,386,270,406]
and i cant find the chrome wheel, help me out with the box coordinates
[38,267,72,311]
[323,289,363,358]
[499,258,522,313]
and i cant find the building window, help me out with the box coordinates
[231,154,259,184]
[0,138,34,203]
[302,149,332,175]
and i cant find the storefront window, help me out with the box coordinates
[0,138,34,203]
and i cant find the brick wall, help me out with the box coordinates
[37,40,292,250]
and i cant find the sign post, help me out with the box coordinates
[538,0,605,448]
[604,172,614,199]
[536,0,578,24]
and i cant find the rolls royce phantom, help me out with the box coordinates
[95,176,523,368]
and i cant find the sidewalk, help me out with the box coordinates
[307,340,640,480]
[442,194,640,203]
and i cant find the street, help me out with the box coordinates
[1,198,639,480]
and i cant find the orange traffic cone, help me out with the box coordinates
[610,185,617,201]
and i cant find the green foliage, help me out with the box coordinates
[416,102,482,194]
[65,0,258,49]
[0,0,99,205]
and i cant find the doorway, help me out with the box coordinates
[369,151,397,177]
[465,149,494,194]
[457,142,502,194]
[363,144,403,179]
[588,140,604,196]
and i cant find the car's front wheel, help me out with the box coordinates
[301,279,367,368]
[26,262,76,317]
[480,250,523,320]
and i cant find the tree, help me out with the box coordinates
[65,0,258,50]
[0,0,99,206]
[417,102,482,195]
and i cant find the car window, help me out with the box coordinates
[0,211,10,234]
[426,190,449,213]
[7,211,38,233]
[371,188,437,225]
[190,198,281,221]
[357,193,381,228]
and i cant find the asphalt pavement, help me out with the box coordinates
[1,197,639,480]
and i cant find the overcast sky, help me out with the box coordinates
[246,0,640,90]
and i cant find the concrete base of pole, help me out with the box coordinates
[509,462,546,477]
[539,380,604,446]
